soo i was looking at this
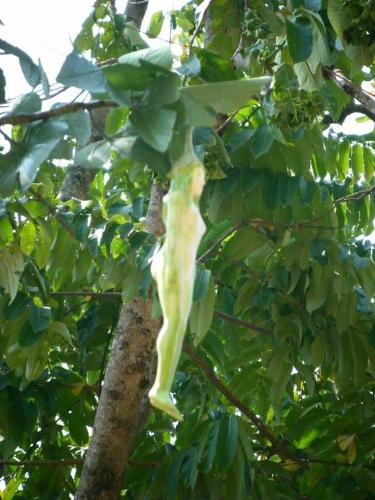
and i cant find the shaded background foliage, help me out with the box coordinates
[0,0,375,498]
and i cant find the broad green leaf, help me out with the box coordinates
[29,304,51,333]
[269,347,292,414]
[10,92,41,114]
[19,320,44,347]
[0,246,24,303]
[131,108,176,153]
[182,94,216,127]
[176,54,201,78]
[250,124,274,158]
[363,145,375,182]
[62,110,92,146]
[216,415,238,472]
[147,10,165,38]
[48,321,74,347]
[57,50,106,93]
[144,73,180,107]
[0,39,40,87]
[193,266,211,301]
[286,17,313,63]
[118,46,172,71]
[20,221,36,255]
[306,264,329,313]
[351,143,364,181]
[103,47,173,92]
[67,413,89,445]
[190,277,216,346]
[203,421,219,472]
[327,0,348,40]
[180,77,271,114]
[0,217,14,243]
[337,139,350,180]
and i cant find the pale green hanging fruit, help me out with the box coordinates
[148,128,206,421]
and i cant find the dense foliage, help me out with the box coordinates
[0,0,374,497]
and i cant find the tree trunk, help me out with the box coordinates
[75,297,160,499]
[75,2,159,498]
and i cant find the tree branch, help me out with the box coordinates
[182,341,306,467]
[322,66,375,122]
[0,100,117,127]
[0,458,158,468]
[213,310,272,336]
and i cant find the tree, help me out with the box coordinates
[0,0,375,498]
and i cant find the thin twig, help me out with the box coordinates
[213,310,272,336]
[188,0,214,55]
[0,458,158,468]
[197,221,244,263]
[0,100,117,126]
[30,190,76,238]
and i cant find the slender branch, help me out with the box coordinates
[322,66,375,122]
[30,190,76,238]
[182,341,306,467]
[197,221,243,263]
[51,291,121,299]
[188,0,214,55]
[0,100,117,126]
[0,458,158,468]
[50,290,273,336]
[214,310,272,336]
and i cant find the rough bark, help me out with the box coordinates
[75,3,159,498]
[322,66,375,122]
[75,298,160,499]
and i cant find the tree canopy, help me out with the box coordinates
[0,0,374,498]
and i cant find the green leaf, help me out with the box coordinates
[177,54,201,78]
[182,94,216,127]
[29,305,51,333]
[20,221,36,255]
[216,415,238,472]
[103,47,173,92]
[193,266,211,301]
[0,217,14,243]
[147,10,165,38]
[62,110,92,146]
[351,143,364,181]
[190,277,216,346]
[0,39,40,87]
[57,50,106,93]
[10,92,41,114]
[268,348,292,414]
[327,0,348,41]
[203,421,220,472]
[67,413,89,445]
[250,125,274,158]
[48,321,74,347]
[18,120,68,190]
[0,246,24,303]
[19,320,44,347]
[180,77,271,114]
[144,73,180,107]
[131,108,176,153]
[286,17,313,63]
[306,264,329,313]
